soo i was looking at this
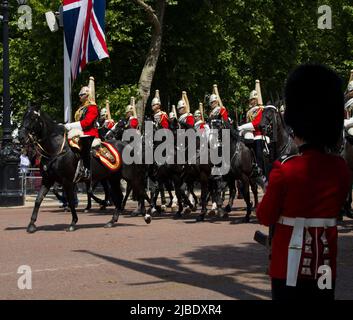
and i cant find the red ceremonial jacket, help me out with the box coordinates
[195,120,205,130]
[79,104,99,137]
[219,106,228,122]
[104,119,115,130]
[250,107,263,137]
[256,145,351,280]
[128,117,139,129]
[160,112,169,129]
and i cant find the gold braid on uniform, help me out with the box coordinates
[247,106,263,122]
[74,100,97,121]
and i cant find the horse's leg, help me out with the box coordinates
[166,181,174,207]
[122,182,132,211]
[214,177,227,219]
[102,179,111,208]
[225,179,236,213]
[144,190,151,205]
[241,176,252,223]
[84,181,93,212]
[196,173,208,222]
[188,183,198,211]
[63,182,79,232]
[105,177,123,228]
[180,182,194,215]
[149,182,160,216]
[129,175,149,219]
[27,182,52,233]
[190,185,198,208]
[171,174,185,218]
[160,183,167,212]
[343,185,353,219]
[250,179,259,208]
[129,176,150,223]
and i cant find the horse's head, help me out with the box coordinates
[260,106,278,139]
[19,105,44,145]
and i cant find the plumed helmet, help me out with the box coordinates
[348,81,353,92]
[194,110,201,117]
[126,105,134,113]
[151,97,161,107]
[209,94,218,105]
[249,90,258,100]
[177,100,186,110]
[100,108,107,117]
[79,86,91,97]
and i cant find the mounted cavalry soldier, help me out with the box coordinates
[98,100,115,139]
[194,110,205,130]
[238,80,268,178]
[125,97,139,130]
[151,91,169,129]
[125,105,139,129]
[65,80,98,180]
[177,93,195,129]
[208,94,229,124]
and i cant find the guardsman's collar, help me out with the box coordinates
[298,143,325,153]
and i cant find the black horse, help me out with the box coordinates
[259,106,298,163]
[19,105,150,233]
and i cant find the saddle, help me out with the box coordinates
[68,129,122,172]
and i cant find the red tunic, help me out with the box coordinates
[250,107,263,137]
[80,104,99,137]
[185,114,195,127]
[256,147,351,280]
[129,117,139,129]
[160,113,169,129]
[104,119,115,130]
[195,120,205,130]
[220,106,228,122]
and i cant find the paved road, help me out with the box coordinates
[0,201,352,300]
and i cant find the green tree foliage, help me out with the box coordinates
[1,0,353,126]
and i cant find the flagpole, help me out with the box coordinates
[64,33,72,123]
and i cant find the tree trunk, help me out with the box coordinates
[133,0,166,129]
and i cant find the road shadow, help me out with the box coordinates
[75,242,271,300]
[5,222,140,232]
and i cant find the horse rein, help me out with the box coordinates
[28,131,67,160]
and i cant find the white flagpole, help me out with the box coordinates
[64,33,72,123]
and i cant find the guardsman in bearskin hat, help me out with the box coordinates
[152,93,169,129]
[257,64,351,300]
[65,80,98,179]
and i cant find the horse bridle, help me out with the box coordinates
[25,112,67,160]
[262,106,293,157]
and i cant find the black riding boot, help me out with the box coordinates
[80,136,95,180]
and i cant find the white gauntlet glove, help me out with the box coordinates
[238,122,255,131]
[64,121,82,131]
[344,118,353,129]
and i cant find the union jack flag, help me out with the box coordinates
[63,0,109,81]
